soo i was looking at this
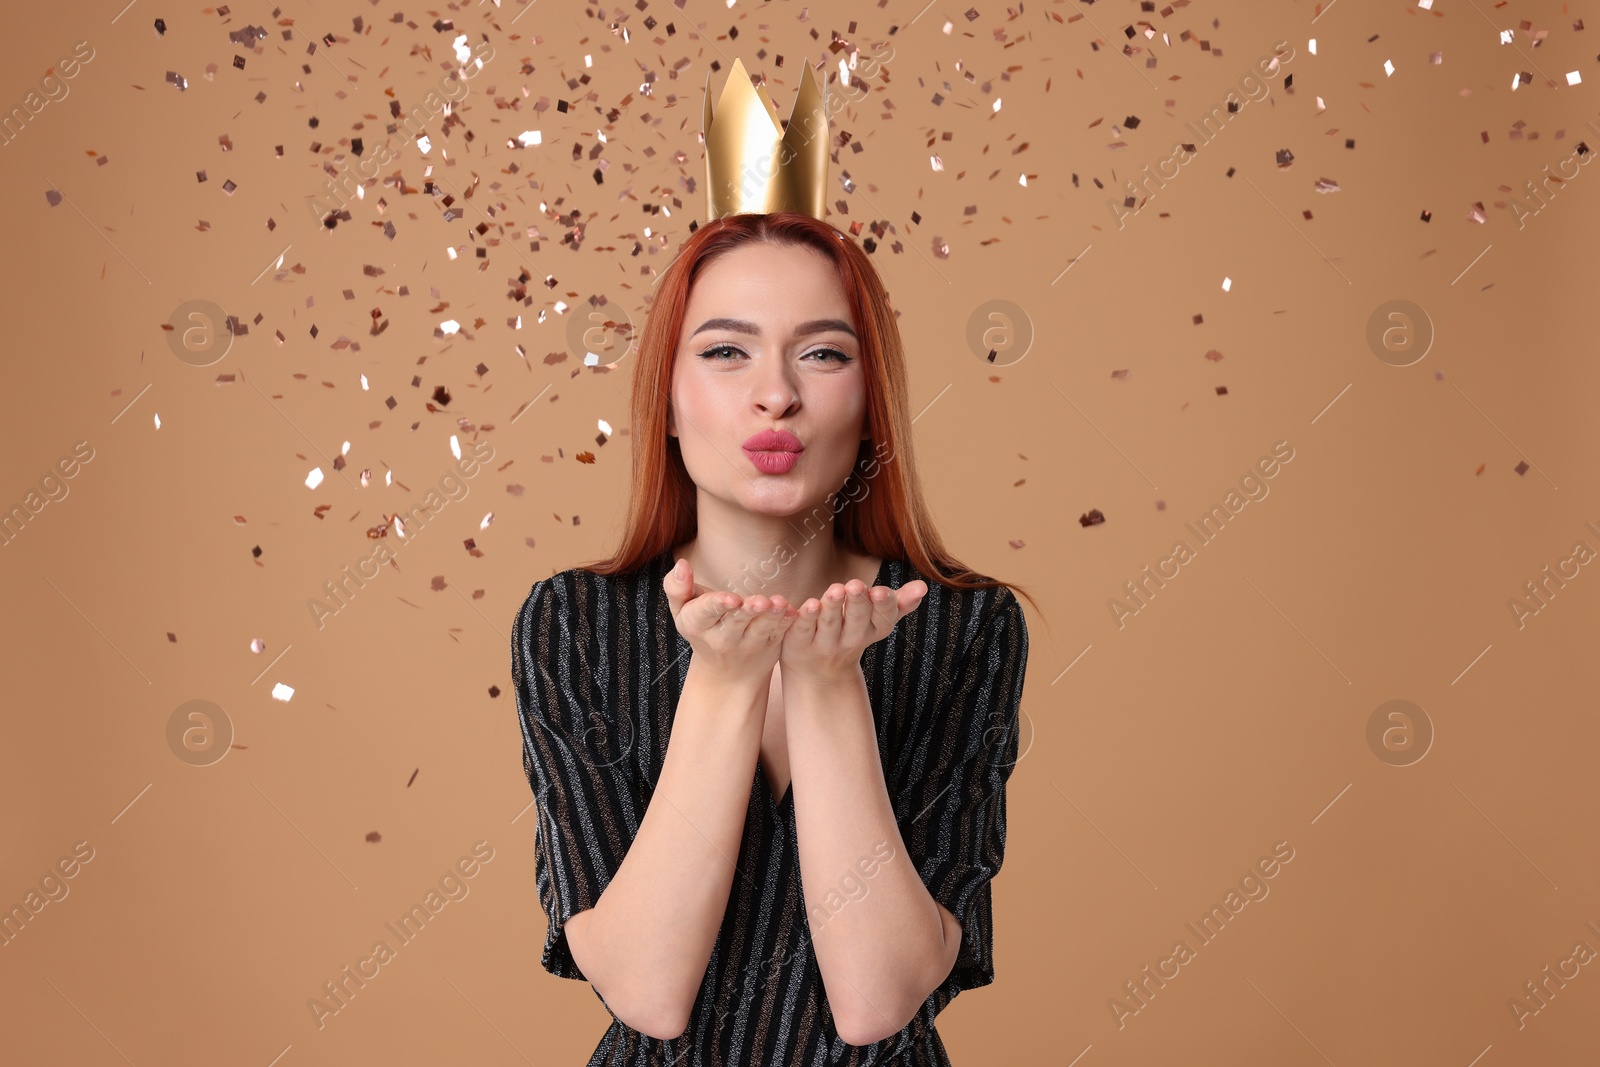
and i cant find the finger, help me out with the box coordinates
[742,593,784,627]
[787,597,822,642]
[896,581,928,617]
[736,595,790,638]
[754,597,797,641]
[839,580,874,647]
[815,583,846,645]
[699,591,743,633]
[664,558,690,613]
[731,596,769,636]
[674,561,717,612]
[866,585,897,635]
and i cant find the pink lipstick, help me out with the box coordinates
[742,428,803,474]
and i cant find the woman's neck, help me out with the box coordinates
[675,531,871,606]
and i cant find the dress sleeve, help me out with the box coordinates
[512,574,645,982]
[905,586,1028,1000]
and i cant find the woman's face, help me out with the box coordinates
[668,240,869,522]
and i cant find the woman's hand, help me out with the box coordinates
[780,579,928,683]
[665,557,798,687]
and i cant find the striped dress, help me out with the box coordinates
[511,547,1029,1066]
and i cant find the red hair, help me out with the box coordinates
[577,211,1038,615]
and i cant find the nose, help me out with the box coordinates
[754,355,799,417]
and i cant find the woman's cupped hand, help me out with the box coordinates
[665,557,927,686]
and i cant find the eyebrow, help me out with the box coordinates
[689,316,857,340]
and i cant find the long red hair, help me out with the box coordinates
[576,211,1039,616]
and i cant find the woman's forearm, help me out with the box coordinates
[565,659,768,1039]
[783,666,957,1046]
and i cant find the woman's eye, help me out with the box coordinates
[698,345,744,361]
[808,348,853,364]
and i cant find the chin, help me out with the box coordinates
[738,488,826,517]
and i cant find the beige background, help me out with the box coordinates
[3,0,1598,1063]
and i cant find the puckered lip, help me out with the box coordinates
[742,429,804,452]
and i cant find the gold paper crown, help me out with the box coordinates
[702,58,829,222]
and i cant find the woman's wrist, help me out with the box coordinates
[779,662,865,700]
[682,656,774,713]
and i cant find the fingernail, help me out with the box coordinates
[674,559,686,579]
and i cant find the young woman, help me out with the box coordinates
[512,209,1034,1066]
